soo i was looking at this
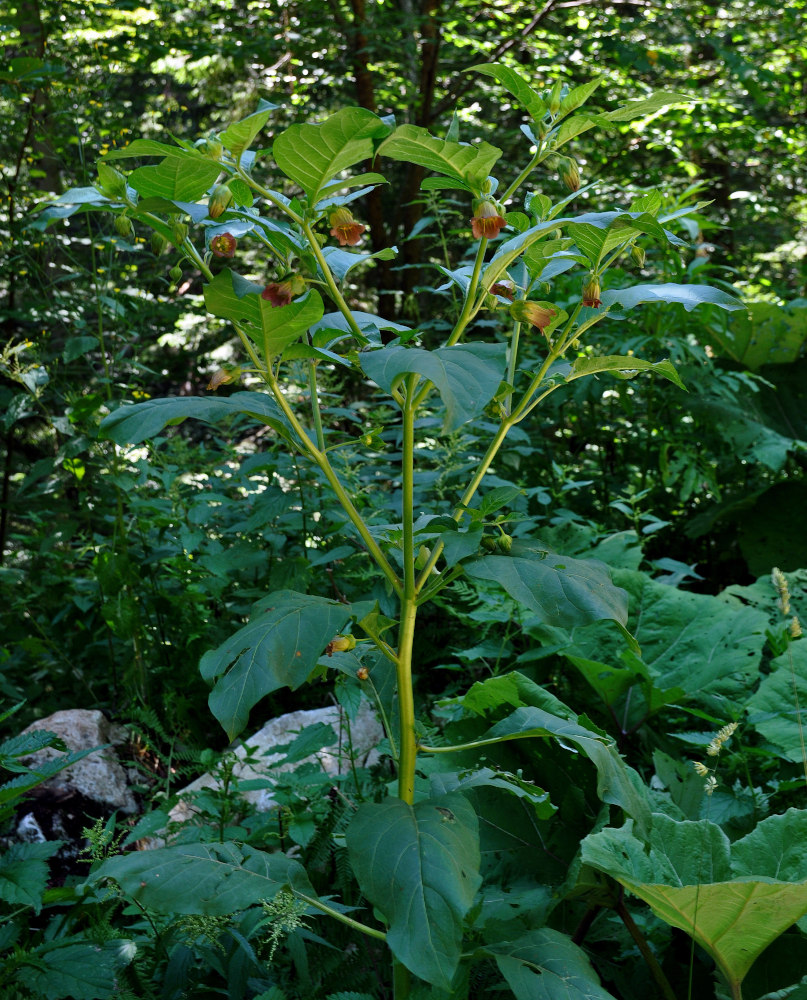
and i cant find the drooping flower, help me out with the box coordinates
[470,200,507,240]
[329,207,366,246]
[261,274,306,307]
[558,157,581,193]
[325,634,357,656]
[208,183,233,219]
[490,281,515,300]
[582,275,602,308]
[210,232,237,257]
[509,299,557,333]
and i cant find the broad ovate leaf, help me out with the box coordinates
[464,539,629,631]
[200,590,354,739]
[92,840,314,914]
[567,355,685,391]
[379,125,502,188]
[347,793,481,990]
[468,64,547,120]
[360,343,507,432]
[128,154,222,201]
[273,107,390,202]
[601,282,744,313]
[99,392,289,445]
[203,268,324,357]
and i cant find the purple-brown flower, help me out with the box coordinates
[470,200,507,240]
[582,275,602,308]
[329,207,366,247]
[261,274,306,307]
[210,232,237,258]
[509,299,557,333]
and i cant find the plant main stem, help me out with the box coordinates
[397,388,418,805]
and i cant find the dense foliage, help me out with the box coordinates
[2,2,807,999]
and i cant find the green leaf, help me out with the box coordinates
[199,590,354,739]
[483,706,651,835]
[128,155,222,201]
[320,245,397,283]
[347,793,481,989]
[601,282,744,313]
[582,810,807,991]
[93,840,313,914]
[568,568,767,713]
[379,125,502,188]
[486,928,617,1000]
[360,343,506,432]
[464,539,629,630]
[203,269,324,357]
[0,841,61,913]
[17,939,136,1000]
[708,302,807,370]
[429,767,556,821]
[558,79,603,117]
[99,392,289,445]
[101,139,196,160]
[273,108,390,202]
[567,355,686,391]
[606,91,691,123]
[747,641,807,763]
[220,106,276,156]
[566,212,670,268]
[468,64,547,120]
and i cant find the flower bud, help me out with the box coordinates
[548,81,563,116]
[558,157,581,193]
[196,135,224,160]
[151,232,166,254]
[470,200,507,240]
[582,275,602,308]
[481,536,498,553]
[328,207,366,247]
[497,534,513,553]
[509,299,557,334]
[356,666,370,681]
[114,214,134,238]
[210,232,237,258]
[208,183,233,219]
[171,222,188,246]
[169,264,182,282]
[490,281,515,301]
[631,245,646,268]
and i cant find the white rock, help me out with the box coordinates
[169,700,383,824]
[21,709,137,814]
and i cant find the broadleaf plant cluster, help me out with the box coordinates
[14,63,807,1000]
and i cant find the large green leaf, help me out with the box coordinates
[220,101,278,156]
[482,706,651,835]
[707,302,807,370]
[93,840,313,914]
[464,540,629,630]
[379,125,502,188]
[485,928,617,1000]
[582,810,807,990]
[347,793,481,990]
[128,154,222,201]
[200,590,354,739]
[567,569,767,713]
[99,392,289,445]
[360,343,507,432]
[203,269,324,357]
[605,91,691,123]
[747,640,807,763]
[601,282,744,313]
[567,355,685,391]
[566,212,670,268]
[0,841,61,913]
[468,64,547,120]
[273,107,390,202]
[17,939,135,1000]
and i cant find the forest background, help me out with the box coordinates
[1,1,807,999]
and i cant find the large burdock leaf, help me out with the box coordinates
[203,269,324,358]
[360,343,507,432]
[485,928,617,1000]
[91,841,314,915]
[464,540,629,631]
[99,391,289,445]
[200,591,354,739]
[482,707,651,836]
[273,107,390,203]
[747,640,807,763]
[582,810,807,994]
[601,282,743,313]
[347,793,481,990]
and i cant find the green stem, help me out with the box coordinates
[307,360,325,452]
[504,319,522,417]
[293,892,387,941]
[300,219,366,342]
[615,895,677,1000]
[235,166,304,225]
[396,386,419,805]
[393,960,412,1000]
